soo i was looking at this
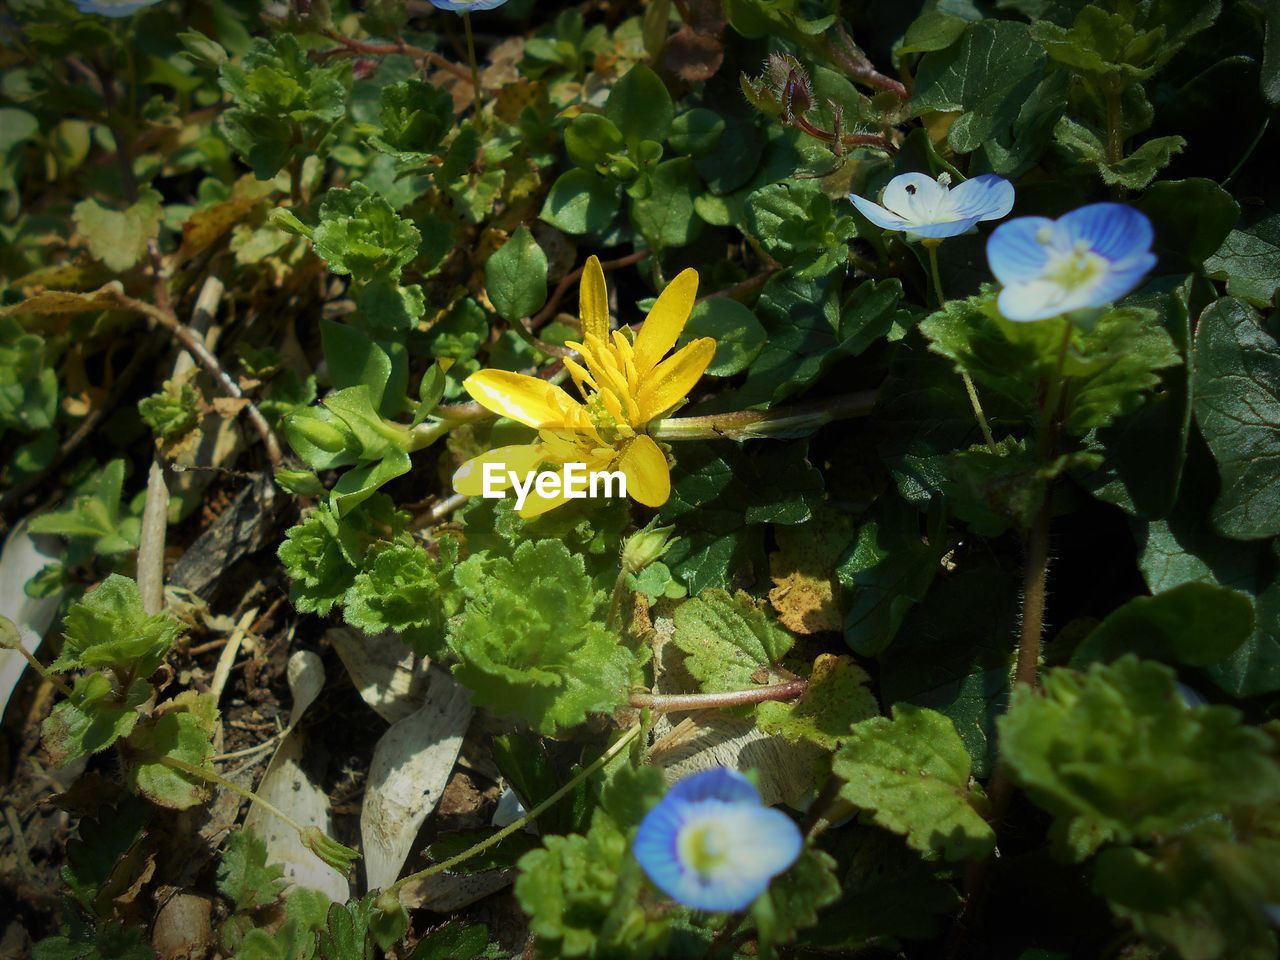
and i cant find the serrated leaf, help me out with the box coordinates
[757,655,877,750]
[745,181,855,280]
[218,829,288,913]
[670,588,794,693]
[833,705,995,862]
[447,539,638,736]
[72,187,164,273]
[1191,298,1280,539]
[30,460,142,558]
[753,847,841,953]
[998,656,1280,861]
[41,673,151,767]
[370,79,453,160]
[126,691,218,809]
[51,573,183,675]
[343,537,460,658]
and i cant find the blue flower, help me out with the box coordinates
[72,0,161,15]
[849,172,1014,240]
[986,203,1157,322]
[429,0,509,11]
[632,768,802,913]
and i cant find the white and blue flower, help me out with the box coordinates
[72,0,161,16]
[429,0,509,11]
[986,203,1157,322]
[632,768,802,913]
[849,171,1014,240]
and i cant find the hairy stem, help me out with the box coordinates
[158,755,306,837]
[462,11,483,121]
[390,724,642,895]
[650,390,877,441]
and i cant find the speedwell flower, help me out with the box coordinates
[429,0,509,11]
[633,768,802,912]
[72,0,161,15]
[849,171,1014,239]
[986,202,1157,322]
[452,257,714,517]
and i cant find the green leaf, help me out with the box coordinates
[353,278,426,333]
[343,536,460,658]
[126,691,219,809]
[319,319,397,414]
[312,183,421,281]
[62,797,149,915]
[1205,228,1280,306]
[0,317,58,437]
[878,553,1020,778]
[912,20,1047,155]
[278,494,408,616]
[837,493,950,657]
[218,829,288,913]
[745,181,855,279]
[605,64,674,149]
[540,169,621,235]
[1053,117,1184,190]
[670,588,794,693]
[668,108,724,156]
[369,79,454,160]
[1032,6,1165,79]
[1191,298,1280,539]
[658,441,824,593]
[921,292,1181,435]
[899,9,970,55]
[408,921,490,960]
[753,848,841,952]
[675,298,766,377]
[757,654,878,750]
[1137,179,1240,267]
[631,157,700,250]
[53,574,184,676]
[138,380,201,443]
[72,187,164,273]
[1071,582,1254,669]
[218,33,350,178]
[833,705,995,862]
[564,114,624,169]
[41,673,151,767]
[486,226,549,322]
[30,460,142,557]
[448,540,638,736]
[516,767,669,959]
[998,656,1280,861]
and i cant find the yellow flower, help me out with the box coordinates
[453,256,715,517]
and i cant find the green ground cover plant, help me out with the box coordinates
[1,0,1278,957]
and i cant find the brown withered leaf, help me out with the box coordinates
[173,175,276,266]
[767,507,854,634]
[663,0,727,83]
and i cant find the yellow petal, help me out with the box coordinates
[452,444,545,496]
[464,370,584,430]
[580,255,610,343]
[563,357,596,398]
[618,435,671,507]
[637,337,716,422]
[633,268,699,374]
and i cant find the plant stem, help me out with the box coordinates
[157,754,307,837]
[650,390,877,441]
[1105,72,1125,167]
[926,241,997,452]
[390,723,642,895]
[0,629,74,698]
[462,11,482,122]
[629,679,807,714]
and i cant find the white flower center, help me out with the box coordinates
[678,819,733,879]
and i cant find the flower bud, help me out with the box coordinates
[622,522,678,574]
[300,826,360,873]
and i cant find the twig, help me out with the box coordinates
[529,249,650,332]
[318,29,471,81]
[107,292,284,467]
[629,679,807,714]
[697,267,778,304]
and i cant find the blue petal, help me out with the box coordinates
[987,217,1055,284]
[633,801,690,901]
[997,280,1067,322]
[906,216,982,239]
[430,0,509,9]
[849,193,911,232]
[1086,254,1158,306]
[665,768,761,806]
[1058,203,1154,264]
[73,0,160,14]
[948,174,1015,222]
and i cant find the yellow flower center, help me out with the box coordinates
[1043,242,1108,293]
[678,819,733,879]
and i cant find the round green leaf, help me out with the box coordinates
[539,169,621,235]
[677,298,767,376]
[669,108,726,156]
[485,226,549,322]
[605,64,674,147]
[564,114,624,168]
